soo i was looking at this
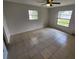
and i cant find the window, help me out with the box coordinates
[57,10,72,27]
[28,10,38,20]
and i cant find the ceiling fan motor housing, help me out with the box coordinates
[47,0,53,6]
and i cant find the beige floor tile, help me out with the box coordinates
[53,47,73,59]
[46,44,58,55]
[31,53,44,59]
[8,28,75,59]
[16,53,30,59]
[28,46,40,57]
[41,48,52,59]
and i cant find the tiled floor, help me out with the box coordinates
[8,28,75,59]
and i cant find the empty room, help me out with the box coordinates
[3,0,75,59]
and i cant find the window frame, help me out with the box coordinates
[28,10,38,20]
[57,10,73,27]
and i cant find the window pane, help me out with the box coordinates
[57,18,70,27]
[57,10,72,27]
[29,15,38,20]
[28,10,38,20]
[58,11,72,19]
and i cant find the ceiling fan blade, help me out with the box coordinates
[52,2,61,4]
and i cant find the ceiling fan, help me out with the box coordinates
[40,0,61,6]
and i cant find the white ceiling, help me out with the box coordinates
[4,0,75,8]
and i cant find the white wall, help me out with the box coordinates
[4,1,48,36]
[3,11,10,43]
[48,4,75,34]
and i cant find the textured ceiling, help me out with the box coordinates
[4,0,75,8]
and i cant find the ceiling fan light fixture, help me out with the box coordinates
[46,4,50,7]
